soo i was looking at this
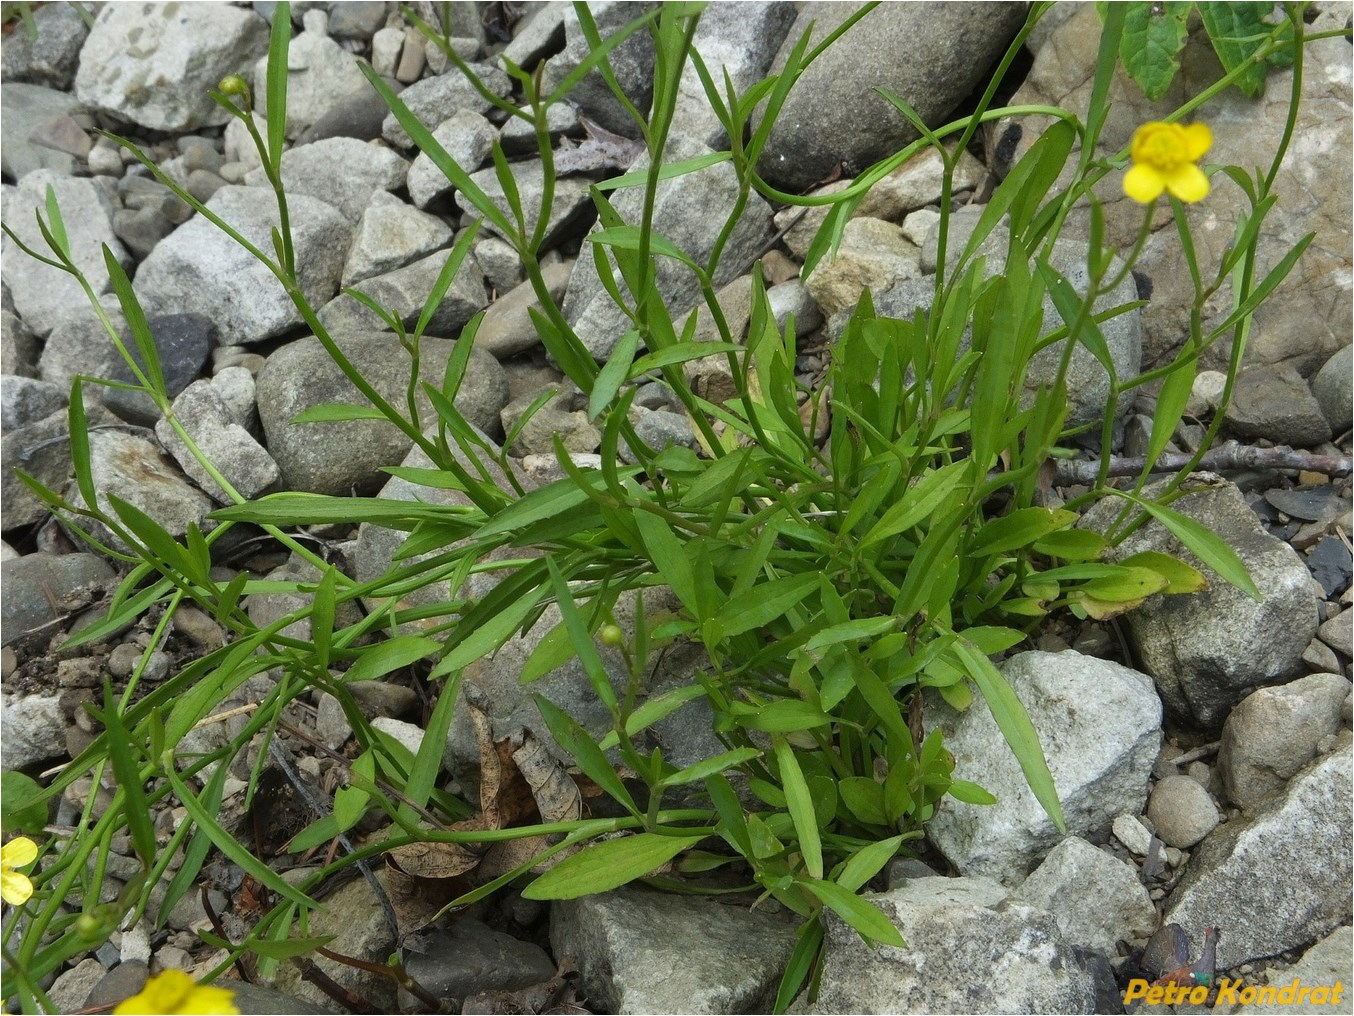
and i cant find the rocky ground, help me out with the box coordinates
[1,2,1352,1014]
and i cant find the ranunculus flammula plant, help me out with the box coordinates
[1123,121,1213,203]
[1,837,37,906]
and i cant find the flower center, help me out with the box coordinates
[1139,128,1187,172]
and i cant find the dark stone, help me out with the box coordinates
[1265,485,1348,524]
[1307,536,1353,598]
[99,314,217,425]
[1,552,116,645]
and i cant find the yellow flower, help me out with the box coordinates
[1,837,38,906]
[112,971,239,1016]
[1123,121,1213,204]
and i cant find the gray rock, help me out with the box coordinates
[1225,364,1332,448]
[255,332,506,494]
[1218,673,1351,811]
[1,401,119,531]
[1146,774,1221,848]
[621,405,697,461]
[328,1,387,40]
[2,306,39,377]
[1,1,89,89]
[498,102,580,157]
[371,26,405,78]
[407,110,498,209]
[1013,837,1157,956]
[1085,476,1320,730]
[135,186,351,346]
[243,137,409,223]
[539,2,660,140]
[804,877,1118,1014]
[402,920,556,1003]
[1235,926,1354,1015]
[857,146,989,223]
[47,959,106,1016]
[460,159,598,253]
[381,63,512,149]
[1310,345,1352,435]
[501,392,599,457]
[317,246,488,339]
[1,82,83,179]
[207,366,258,428]
[925,650,1161,885]
[252,28,370,140]
[766,278,823,335]
[342,192,454,287]
[296,77,403,146]
[498,3,567,77]
[76,3,268,131]
[62,429,215,554]
[1317,609,1352,658]
[112,205,176,260]
[802,216,921,318]
[669,2,797,148]
[155,379,279,503]
[476,261,572,359]
[36,294,127,395]
[1,170,128,338]
[563,133,774,361]
[99,313,218,426]
[1,375,65,431]
[473,235,526,294]
[754,3,1026,192]
[551,886,797,1014]
[1112,812,1154,856]
[1165,745,1352,969]
[0,694,66,768]
[1,552,115,645]
[266,873,397,1012]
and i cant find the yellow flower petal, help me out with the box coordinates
[1181,122,1213,161]
[1123,163,1166,204]
[2,838,38,868]
[113,971,239,1016]
[1,870,33,906]
[1164,163,1210,203]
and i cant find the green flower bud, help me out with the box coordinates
[599,624,625,647]
[218,75,250,98]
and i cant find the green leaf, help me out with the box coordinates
[1198,2,1285,98]
[717,573,818,638]
[836,834,905,892]
[1032,529,1106,561]
[2,771,49,833]
[655,748,762,789]
[534,695,638,817]
[838,776,889,826]
[774,916,824,1015]
[589,329,639,420]
[597,684,705,750]
[1118,550,1207,594]
[103,246,164,396]
[951,638,1064,832]
[265,0,290,171]
[632,510,700,618]
[1119,2,1192,101]
[311,565,338,672]
[732,700,833,733]
[774,737,822,879]
[286,815,339,854]
[947,780,998,805]
[343,636,441,683]
[546,557,617,713]
[1077,565,1169,603]
[1110,490,1261,600]
[860,460,969,548]
[521,831,706,900]
[969,508,1079,558]
[804,617,897,653]
[199,930,335,960]
[801,878,905,948]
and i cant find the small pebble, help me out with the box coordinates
[1147,775,1220,848]
[396,29,426,83]
[1112,813,1153,855]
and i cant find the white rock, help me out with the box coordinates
[75,3,268,131]
[342,192,454,287]
[371,26,405,78]
[243,137,408,223]
[407,110,498,209]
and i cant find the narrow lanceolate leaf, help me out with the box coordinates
[952,638,1064,833]
[343,636,441,683]
[801,877,905,948]
[718,573,818,638]
[534,695,638,817]
[836,834,904,893]
[1111,490,1260,601]
[773,737,822,879]
[521,831,706,900]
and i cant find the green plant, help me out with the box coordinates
[0,1,1330,1011]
